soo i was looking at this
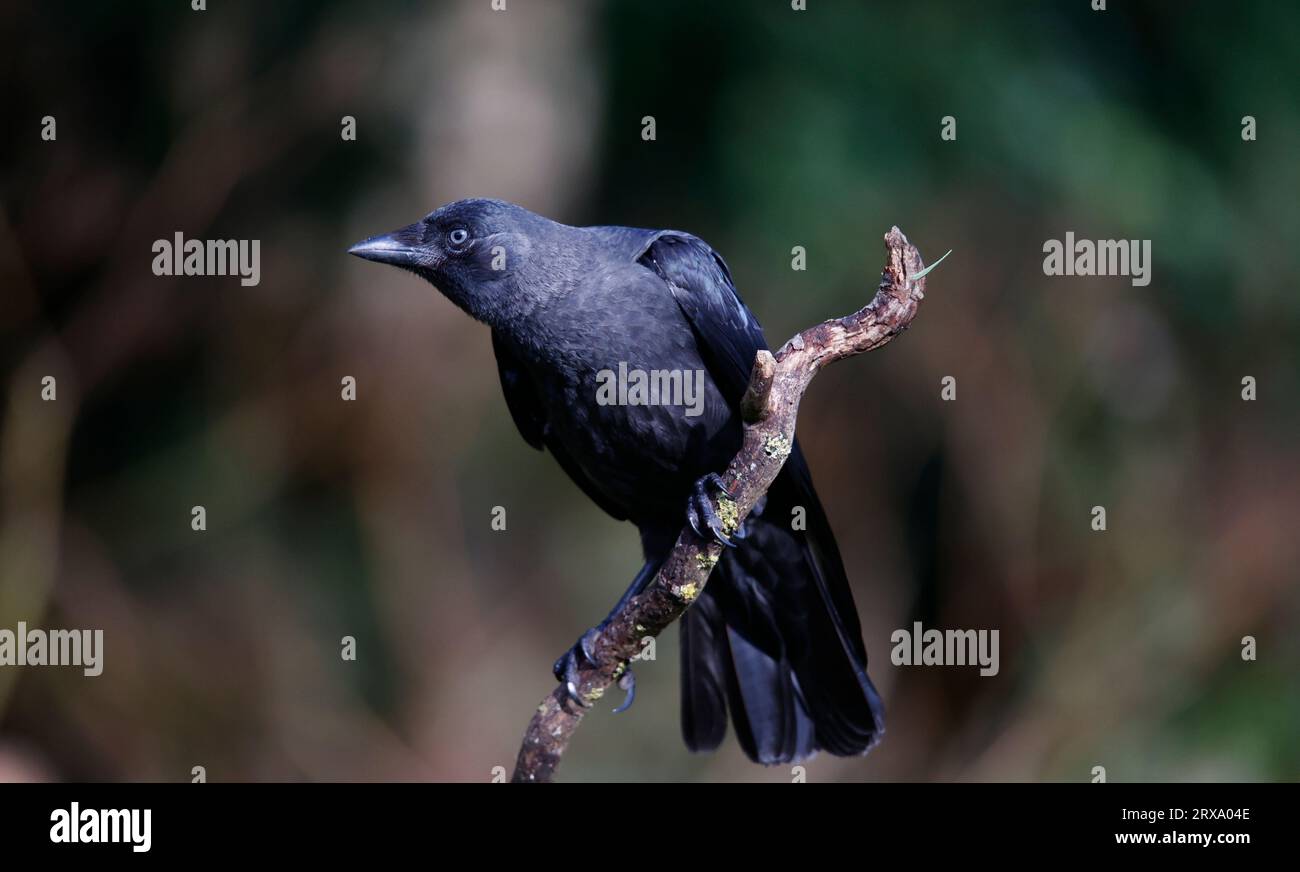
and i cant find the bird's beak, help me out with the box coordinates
[348,230,420,267]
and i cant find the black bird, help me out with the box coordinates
[350,199,884,763]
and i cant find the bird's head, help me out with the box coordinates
[348,198,555,325]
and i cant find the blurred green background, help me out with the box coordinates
[1,0,1297,782]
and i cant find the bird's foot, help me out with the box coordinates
[551,626,637,712]
[612,666,636,714]
[686,472,738,548]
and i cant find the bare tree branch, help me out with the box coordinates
[511,226,933,782]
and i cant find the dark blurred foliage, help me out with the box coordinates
[1,1,1297,782]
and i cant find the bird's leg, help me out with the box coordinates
[553,556,661,711]
[686,472,738,548]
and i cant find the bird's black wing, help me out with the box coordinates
[490,329,629,521]
[633,231,768,404]
[635,232,883,761]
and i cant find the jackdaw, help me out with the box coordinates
[350,198,884,763]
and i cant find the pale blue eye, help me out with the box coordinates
[449,228,469,245]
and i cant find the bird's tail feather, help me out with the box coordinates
[679,444,885,763]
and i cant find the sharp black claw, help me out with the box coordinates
[563,684,587,708]
[611,668,636,714]
[560,658,590,708]
[687,509,703,539]
[579,628,599,662]
[709,516,737,548]
[687,472,737,548]
[553,627,605,709]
